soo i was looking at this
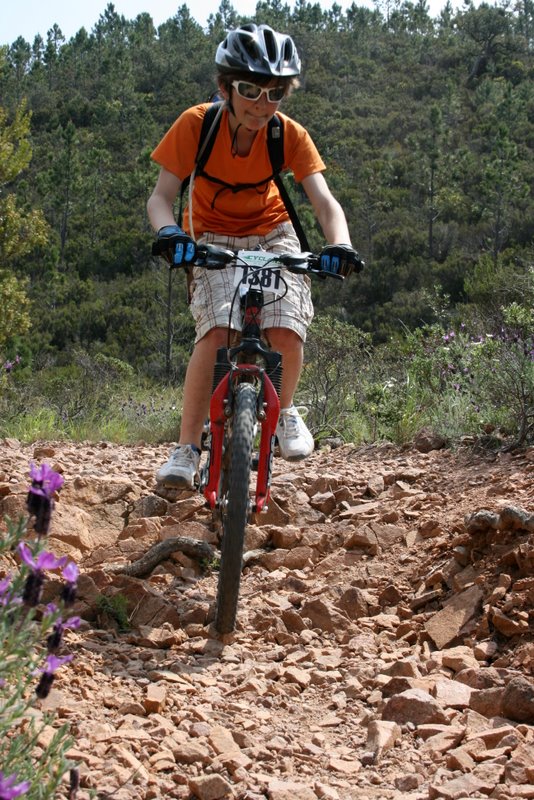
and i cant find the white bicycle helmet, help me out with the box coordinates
[215,23,301,77]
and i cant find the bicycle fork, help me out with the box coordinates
[202,366,280,515]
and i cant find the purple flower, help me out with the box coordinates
[45,653,74,671]
[26,464,64,537]
[62,562,78,583]
[26,494,52,536]
[46,615,81,652]
[18,543,66,607]
[18,543,66,572]
[35,673,54,699]
[68,769,80,800]
[46,623,63,652]
[60,561,79,605]
[0,771,31,799]
[28,463,64,497]
[35,654,73,699]
[22,572,43,606]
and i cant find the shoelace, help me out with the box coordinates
[279,406,308,439]
[170,446,196,466]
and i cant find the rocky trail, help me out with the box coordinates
[1,436,534,800]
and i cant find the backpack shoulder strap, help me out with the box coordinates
[266,114,285,174]
[196,101,224,172]
[178,102,224,226]
[268,115,310,252]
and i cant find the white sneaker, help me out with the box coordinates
[276,406,314,461]
[156,444,200,488]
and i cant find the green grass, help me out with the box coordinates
[0,380,183,444]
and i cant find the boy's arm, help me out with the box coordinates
[147,167,182,232]
[301,172,352,245]
[148,167,197,265]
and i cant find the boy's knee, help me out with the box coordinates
[198,327,228,348]
[266,327,303,347]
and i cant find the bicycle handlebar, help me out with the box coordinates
[198,244,327,275]
[152,241,344,280]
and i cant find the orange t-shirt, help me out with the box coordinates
[151,104,326,237]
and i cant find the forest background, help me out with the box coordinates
[1,0,533,448]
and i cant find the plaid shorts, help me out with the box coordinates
[189,223,314,343]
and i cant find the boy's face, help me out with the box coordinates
[221,79,284,132]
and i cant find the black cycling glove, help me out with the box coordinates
[320,244,364,277]
[157,225,197,266]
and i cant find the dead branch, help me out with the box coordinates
[104,537,216,577]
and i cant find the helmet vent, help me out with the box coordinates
[263,28,277,63]
[240,33,260,61]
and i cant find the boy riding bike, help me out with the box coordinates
[147,23,362,488]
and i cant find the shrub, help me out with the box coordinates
[95,593,130,632]
[298,314,372,441]
[0,350,182,444]
[469,303,534,445]
[387,308,534,446]
[390,322,490,441]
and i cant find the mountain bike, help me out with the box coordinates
[153,242,346,633]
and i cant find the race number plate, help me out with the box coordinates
[233,250,285,296]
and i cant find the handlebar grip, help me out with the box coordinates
[152,239,231,268]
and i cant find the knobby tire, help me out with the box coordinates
[214,382,257,634]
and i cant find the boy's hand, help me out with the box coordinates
[157,225,197,266]
[320,244,364,277]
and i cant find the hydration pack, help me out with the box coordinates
[179,101,310,250]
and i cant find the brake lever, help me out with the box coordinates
[196,244,235,269]
[278,253,311,269]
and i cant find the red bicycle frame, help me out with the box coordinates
[203,366,280,514]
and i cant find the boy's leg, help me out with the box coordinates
[265,326,314,461]
[179,327,228,448]
[264,327,303,409]
[156,327,227,488]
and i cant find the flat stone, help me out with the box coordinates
[382,688,449,726]
[424,586,483,649]
[188,773,234,800]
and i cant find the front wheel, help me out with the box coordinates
[214,382,257,634]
